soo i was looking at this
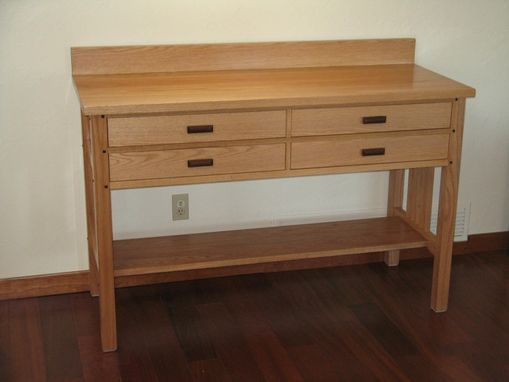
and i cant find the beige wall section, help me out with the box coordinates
[1,0,508,278]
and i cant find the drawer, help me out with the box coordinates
[109,144,286,181]
[291,133,449,169]
[108,110,286,146]
[292,103,451,136]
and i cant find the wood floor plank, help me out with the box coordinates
[161,285,217,363]
[6,299,47,382]
[267,271,378,381]
[192,278,232,306]
[7,301,34,382]
[245,274,314,347]
[2,252,509,381]
[0,301,10,381]
[38,294,83,381]
[288,342,374,382]
[432,256,509,382]
[395,355,465,382]
[189,358,232,382]
[362,261,484,381]
[70,294,121,382]
[320,265,378,305]
[196,301,266,382]
[366,261,470,349]
[128,285,193,381]
[224,277,306,382]
[349,302,418,357]
[297,269,412,381]
[115,288,160,382]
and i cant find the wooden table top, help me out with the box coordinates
[74,64,475,116]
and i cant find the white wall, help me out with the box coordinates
[1,0,508,278]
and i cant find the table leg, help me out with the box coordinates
[431,98,465,312]
[385,169,404,266]
[406,168,434,232]
[91,115,117,351]
[81,113,99,297]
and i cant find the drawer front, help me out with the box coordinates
[108,111,286,146]
[110,144,286,181]
[291,134,449,169]
[292,103,451,136]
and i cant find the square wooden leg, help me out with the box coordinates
[91,116,117,351]
[385,166,435,267]
[431,166,456,312]
[406,168,434,231]
[88,254,100,297]
[81,113,100,297]
[384,250,400,267]
[431,98,465,312]
[385,169,404,266]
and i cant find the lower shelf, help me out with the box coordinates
[113,216,427,277]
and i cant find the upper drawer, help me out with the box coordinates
[292,103,451,136]
[108,110,286,146]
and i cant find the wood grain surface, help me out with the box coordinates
[431,98,466,312]
[74,65,475,115]
[112,217,427,277]
[292,102,452,136]
[90,116,117,351]
[69,39,476,353]
[2,251,509,381]
[385,169,405,266]
[108,110,286,146]
[1,231,506,300]
[291,133,449,169]
[71,39,416,75]
[109,143,286,181]
[109,158,449,189]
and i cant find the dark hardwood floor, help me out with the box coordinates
[1,251,509,381]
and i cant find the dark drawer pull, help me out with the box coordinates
[187,159,214,168]
[187,125,214,134]
[362,147,385,156]
[362,116,387,124]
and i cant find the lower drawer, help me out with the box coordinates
[109,144,286,181]
[291,133,449,169]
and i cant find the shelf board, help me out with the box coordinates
[113,216,427,277]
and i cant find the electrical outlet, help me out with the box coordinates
[172,193,189,220]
